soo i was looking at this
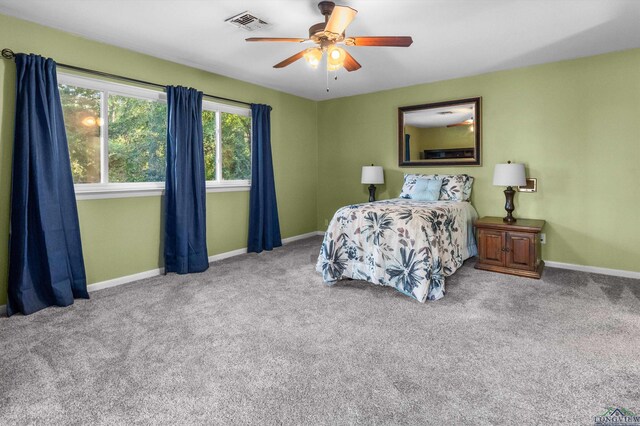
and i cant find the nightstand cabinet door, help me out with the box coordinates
[474,217,545,279]
[478,229,504,266]
[505,232,535,271]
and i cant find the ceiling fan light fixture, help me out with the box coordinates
[303,48,323,68]
[327,45,346,70]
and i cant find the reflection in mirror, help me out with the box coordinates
[398,97,481,167]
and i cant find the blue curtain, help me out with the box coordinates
[405,134,411,161]
[248,104,282,253]
[164,86,209,274]
[7,54,89,316]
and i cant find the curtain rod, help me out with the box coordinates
[1,48,253,108]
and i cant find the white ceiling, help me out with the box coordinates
[1,0,640,101]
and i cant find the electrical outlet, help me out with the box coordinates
[540,233,546,244]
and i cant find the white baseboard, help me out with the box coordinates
[88,268,164,292]
[0,230,326,316]
[282,231,325,242]
[206,231,322,262]
[208,247,247,262]
[545,261,640,279]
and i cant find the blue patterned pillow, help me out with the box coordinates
[445,174,473,201]
[438,174,465,201]
[462,175,474,201]
[400,174,474,201]
[410,178,442,201]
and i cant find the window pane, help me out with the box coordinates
[202,110,216,181]
[59,84,102,183]
[108,95,167,183]
[221,112,251,180]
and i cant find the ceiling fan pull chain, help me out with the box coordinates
[326,63,330,92]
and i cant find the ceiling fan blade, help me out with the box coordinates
[324,5,357,35]
[273,50,307,68]
[343,51,361,72]
[349,36,413,47]
[246,37,307,42]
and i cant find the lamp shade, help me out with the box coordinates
[493,162,526,186]
[361,166,384,184]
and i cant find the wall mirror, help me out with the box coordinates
[398,97,481,167]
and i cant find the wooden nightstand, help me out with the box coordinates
[474,216,545,279]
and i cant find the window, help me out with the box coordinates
[59,84,102,184]
[107,94,167,183]
[57,73,251,198]
[202,100,252,184]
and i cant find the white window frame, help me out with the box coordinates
[57,72,251,200]
[202,99,252,190]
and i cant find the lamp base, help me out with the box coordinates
[503,186,516,223]
[368,184,377,202]
[503,215,517,223]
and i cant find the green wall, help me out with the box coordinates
[0,14,318,305]
[318,48,640,273]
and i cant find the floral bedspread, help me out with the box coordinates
[316,199,477,302]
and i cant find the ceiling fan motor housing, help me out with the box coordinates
[309,22,344,45]
[310,1,344,45]
[318,1,336,18]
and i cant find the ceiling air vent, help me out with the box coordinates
[225,11,270,31]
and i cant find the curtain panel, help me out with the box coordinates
[247,104,282,253]
[405,134,411,161]
[164,86,209,274]
[7,54,89,316]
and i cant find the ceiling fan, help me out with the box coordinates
[246,1,413,72]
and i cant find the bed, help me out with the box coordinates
[316,174,478,302]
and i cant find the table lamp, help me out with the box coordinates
[361,165,384,202]
[493,161,526,223]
